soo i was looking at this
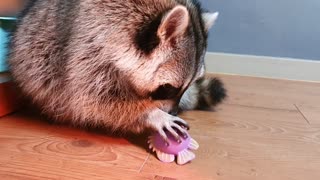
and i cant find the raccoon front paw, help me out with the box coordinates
[147,109,189,145]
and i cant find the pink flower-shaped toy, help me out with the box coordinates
[148,131,199,165]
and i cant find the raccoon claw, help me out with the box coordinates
[165,126,183,143]
[158,124,184,145]
[148,110,190,144]
[163,119,189,144]
[171,123,189,139]
[174,118,190,130]
[158,129,171,146]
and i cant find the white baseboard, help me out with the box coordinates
[205,52,320,82]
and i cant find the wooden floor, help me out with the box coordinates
[0,74,320,180]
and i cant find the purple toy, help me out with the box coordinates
[148,131,199,165]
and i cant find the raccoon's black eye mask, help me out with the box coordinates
[150,84,182,100]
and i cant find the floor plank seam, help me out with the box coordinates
[294,104,311,125]
[224,102,297,112]
[138,153,150,173]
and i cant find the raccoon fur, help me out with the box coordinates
[8,0,226,141]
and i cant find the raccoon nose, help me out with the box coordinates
[150,84,182,100]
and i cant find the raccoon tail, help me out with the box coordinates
[179,77,227,111]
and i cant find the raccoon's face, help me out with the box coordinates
[127,5,218,100]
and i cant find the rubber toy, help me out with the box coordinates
[148,131,199,165]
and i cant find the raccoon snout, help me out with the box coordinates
[150,84,182,100]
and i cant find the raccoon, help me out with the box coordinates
[8,0,226,143]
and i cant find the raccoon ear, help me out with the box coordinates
[158,5,189,40]
[202,12,219,31]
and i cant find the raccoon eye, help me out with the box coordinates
[150,84,181,100]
